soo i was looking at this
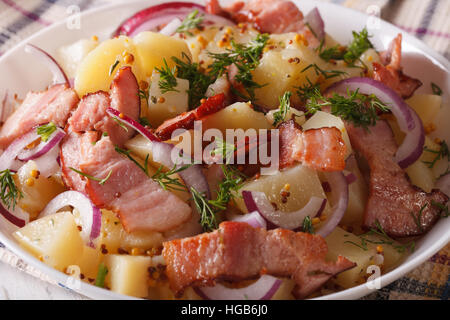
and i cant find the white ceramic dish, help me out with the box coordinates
[0,0,448,300]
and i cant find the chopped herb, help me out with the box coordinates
[112,117,129,132]
[211,138,236,164]
[302,216,315,234]
[432,200,449,218]
[36,122,57,142]
[172,52,214,109]
[301,63,347,80]
[114,146,149,176]
[69,167,113,185]
[151,163,191,192]
[347,220,415,253]
[208,165,246,210]
[316,40,346,62]
[109,59,120,76]
[138,89,149,102]
[208,33,269,100]
[0,169,23,210]
[304,22,317,38]
[295,78,321,104]
[95,263,108,288]
[191,187,218,232]
[423,140,449,168]
[138,117,151,127]
[343,28,374,64]
[155,58,179,94]
[304,88,390,129]
[431,82,443,96]
[102,132,108,137]
[410,204,427,232]
[272,91,292,126]
[175,9,204,36]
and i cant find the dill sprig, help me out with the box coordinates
[95,262,108,288]
[301,63,347,80]
[431,82,442,96]
[345,220,415,254]
[155,58,179,94]
[423,140,449,168]
[0,169,23,210]
[109,59,120,76]
[191,187,218,232]
[138,117,151,127]
[316,40,346,62]
[69,167,113,186]
[302,216,315,234]
[211,138,236,164]
[151,164,191,192]
[36,122,57,142]
[138,89,149,102]
[343,28,374,64]
[272,91,292,127]
[191,165,246,232]
[172,52,214,109]
[176,9,204,36]
[303,88,390,129]
[432,200,449,218]
[208,33,269,101]
[410,204,427,232]
[114,146,149,176]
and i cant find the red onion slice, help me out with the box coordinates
[18,127,65,161]
[39,191,102,247]
[242,191,326,230]
[24,44,69,86]
[230,210,267,229]
[33,146,61,178]
[0,129,41,172]
[106,107,211,198]
[435,173,450,198]
[315,171,348,237]
[344,171,357,185]
[326,77,425,168]
[304,7,325,41]
[0,203,29,228]
[112,2,234,37]
[195,275,283,300]
[159,18,182,36]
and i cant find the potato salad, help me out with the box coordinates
[0,0,448,300]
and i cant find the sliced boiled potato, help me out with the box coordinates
[234,164,330,216]
[265,107,305,127]
[100,210,165,254]
[13,212,84,271]
[184,27,220,62]
[104,254,151,298]
[302,111,353,159]
[133,31,192,79]
[406,94,442,129]
[147,72,189,127]
[405,160,435,193]
[74,36,145,97]
[75,245,102,280]
[202,102,273,134]
[325,227,405,289]
[57,37,99,79]
[357,48,381,77]
[15,160,66,219]
[340,157,368,228]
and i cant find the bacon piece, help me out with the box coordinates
[346,120,448,237]
[155,93,226,140]
[0,84,79,149]
[68,66,140,146]
[279,120,346,171]
[372,34,422,99]
[163,221,355,298]
[64,133,192,232]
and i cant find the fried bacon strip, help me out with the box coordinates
[163,221,355,298]
[279,120,346,171]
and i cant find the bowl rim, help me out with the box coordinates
[0,0,448,300]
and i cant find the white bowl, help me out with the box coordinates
[0,0,448,300]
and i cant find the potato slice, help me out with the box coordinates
[406,94,442,129]
[57,38,99,79]
[325,227,406,289]
[234,164,330,215]
[104,254,151,298]
[75,245,102,280]
[74,36,145,97]
[13,212,84,271]
[133,31,192,79]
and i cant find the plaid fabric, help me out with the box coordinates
[0,0,448,300]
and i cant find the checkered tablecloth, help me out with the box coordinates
[0,0,448,300]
